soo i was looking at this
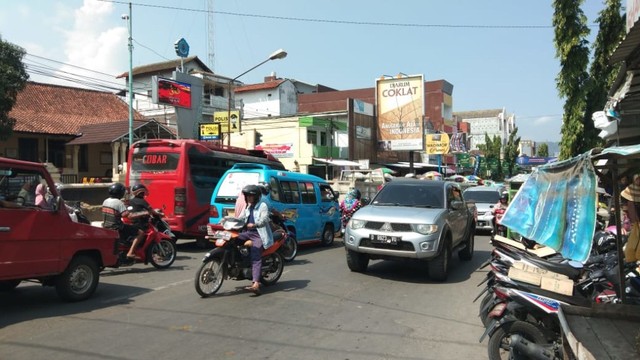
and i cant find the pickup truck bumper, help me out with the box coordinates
[343,229,440,260]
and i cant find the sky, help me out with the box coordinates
[0,0,614,143]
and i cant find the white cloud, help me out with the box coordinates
[53,0,128,89]
[533,116,556,125]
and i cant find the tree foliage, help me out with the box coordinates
[553,0,591,160]
[582,0,625,150]
[481,132,503,180]
[0,36,29,141]
[537,143,550,157]
[503,127,521,178]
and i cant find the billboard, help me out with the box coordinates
[213,110,241,134]
[375,75,424,151]
[154,77,192,108]
[425,133,450,155]
[199,123,221,141]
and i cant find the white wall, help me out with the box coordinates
[239,81,297,119]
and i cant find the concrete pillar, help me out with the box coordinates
[111,142,120,182]
[73,145,80,175]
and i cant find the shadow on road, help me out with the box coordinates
[0,282,151,329]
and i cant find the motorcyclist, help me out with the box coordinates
[233,184,274,295]
[101,183,144,260]
[491,192,509,234]
[127,184,163,258]
[340,188,363,234]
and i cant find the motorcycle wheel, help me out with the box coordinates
[195,259,224,297]
[280,234,298,262]
[149,239,177,269]
[478,292,492,327]
[260,252,284,286]
[487,320,546,360]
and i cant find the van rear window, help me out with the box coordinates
[217,172,261,197]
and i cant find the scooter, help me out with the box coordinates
[194,217,285,297]
[271,213,297,262]
[117,213,177,269]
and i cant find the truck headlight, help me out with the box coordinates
[350,219,366,229]
[413,224,438,235]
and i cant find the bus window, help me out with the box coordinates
[300,182,316,204]
[188,153,225,188]
[268,177,280,202]
[280,181,300,204]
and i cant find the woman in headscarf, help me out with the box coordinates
[340,188,362,234]
[34,183,52,210]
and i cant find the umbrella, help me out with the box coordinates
[446,175,466,183]
[380,167,397,175]
[465,175,482,182]
[422,171,443,180]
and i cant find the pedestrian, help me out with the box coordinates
[622,174,640,262]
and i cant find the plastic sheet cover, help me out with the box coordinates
[501,153,596,262]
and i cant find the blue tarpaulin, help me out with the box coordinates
[501,152,597,262]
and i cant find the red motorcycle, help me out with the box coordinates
[194,217,285,297]
[493,207,507,237]
[117,213,177,269]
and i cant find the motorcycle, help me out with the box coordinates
[493,208,507,237]
[117,211,177,269]
[271,213,297,262]
[195,217,285,297]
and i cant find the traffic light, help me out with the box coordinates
[255,131,263,145]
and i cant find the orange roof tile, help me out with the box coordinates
[9,82,144,136]
[234,79,286,93]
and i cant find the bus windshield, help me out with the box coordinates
[131,152,180,173]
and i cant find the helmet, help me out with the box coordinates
[131,183,148,197]
[242,184,262,200]
[109,183,126,199]
[500,192,508,202]
[258,182,271,196]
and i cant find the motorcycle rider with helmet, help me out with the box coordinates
[102,183,144,259]
[128,184,164,257]
[491,191,509,234]
[232,184,274,294]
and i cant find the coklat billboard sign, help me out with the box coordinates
[375,74,424,151]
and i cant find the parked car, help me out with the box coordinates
[0,157,120,301]
[462,186,502,233]
[343,179,476,281]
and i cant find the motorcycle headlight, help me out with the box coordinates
[350,219,366,229]
[412,224,438,235]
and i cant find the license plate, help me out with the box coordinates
[213,231,232,240]
[370,234,400,244]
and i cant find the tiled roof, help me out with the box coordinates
[234,79,286,93]
[9,82,144,136]
[116,56,211,79]
[66,119,174,145]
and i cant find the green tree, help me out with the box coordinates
[582,0,625,150]
[553,0,591,159]
[480,133,503,180]
[503,127,521,178]
[0,36,29,141]
[537,143,549,157]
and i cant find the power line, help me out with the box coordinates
[99,0,594,29]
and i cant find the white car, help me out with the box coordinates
[462,187,502,233]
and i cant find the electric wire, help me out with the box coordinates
[98,0,596,29]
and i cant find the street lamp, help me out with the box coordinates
[226,49,287,146]
[122,3,133,148]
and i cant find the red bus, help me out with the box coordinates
[127,139,285,245]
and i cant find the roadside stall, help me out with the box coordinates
[500,145,640,359]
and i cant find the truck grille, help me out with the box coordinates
[365,221,412,232]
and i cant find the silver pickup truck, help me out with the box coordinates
[343,178,476,281]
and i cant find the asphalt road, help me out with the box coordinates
[1,234,494,360]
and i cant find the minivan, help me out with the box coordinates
[209,164,341,246]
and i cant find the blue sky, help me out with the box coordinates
[0,0,612,142]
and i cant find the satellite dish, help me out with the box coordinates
[174,38,190,58]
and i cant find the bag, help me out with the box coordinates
[624,222,640,263]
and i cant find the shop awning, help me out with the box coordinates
[312,158,364,167]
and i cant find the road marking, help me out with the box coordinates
[153,279,191,291]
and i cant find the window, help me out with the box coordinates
[0,167,45,207]
[280,181,300,204]
[188,153,225,189]
[320,131,327,146]
[269,177,280,202]
[307,130,318,145]
[300,182,316,204]
[319,184,335,202]
[78,145,89,172]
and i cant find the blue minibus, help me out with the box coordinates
[209,164,341,246]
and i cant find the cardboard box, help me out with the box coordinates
[508,266,541,286]
[512,262,570,280]
[540,277,573,296]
